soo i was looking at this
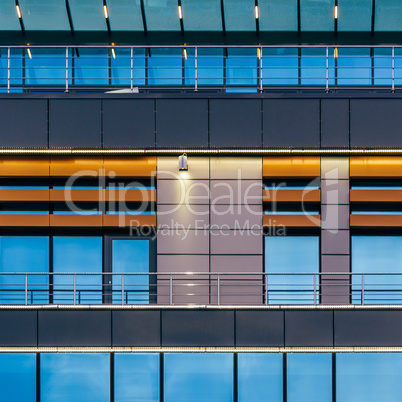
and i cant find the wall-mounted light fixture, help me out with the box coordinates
[26,44,32,59]
[255,5,259,19]
[179,153,188,171]
[178,5,183,19]
[103,2,109,18]
[16,4,22,18]
[334,5,338,19]
[111,43,116,59]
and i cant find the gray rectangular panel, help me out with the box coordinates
[156,99,208,147]
[263,99,320,147]
[38,310,111,346]
[161,310,234,346]
[0,311,37,346]
[209,99,262,147]
[321,100,349,147]
[0,99,48,147]
[49,99,101,147]
[103,99,155,147]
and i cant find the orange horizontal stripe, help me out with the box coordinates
[263,214,321,228]
[263,189,320,203]
[103,214,156,227]
[105,189,156,203]
[350,189,402,203]
[0,189,49,202]
[0,215,49,227]
[350,156,402,177]
[350,215,402,227]
[263,157,320,178]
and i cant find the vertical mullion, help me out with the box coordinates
[332,353,336,402]
[36,353,40,402]
[160,353,164,402]
[233,353,238,402]
[110,353,114,402]
[283,353,287,402]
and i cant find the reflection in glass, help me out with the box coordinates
[182,0,222,31]
[148,48,182,86]
[223,0,255,31]
[337,48,371,85]
[375,0,402,31]
[238,353,282,402]
[53,237,103,304]
[41,353,109,402]
[0,236,49,304]
[107,0,144,31]
[74,48,109,86]
[111,48,146,86]
[68,0,107,31]
[287,353,332,402]
[112,239,150,304]
[164,353,233,401]
[0,353,36,402]
[144,0,181,31]
[301,48,335,86]
[337,353,402,402]
[263,48,298,85]
[226,48,257,86]
[115,353,159,402]
[300,0,334,31]
[265,236,319,304]
[259,0,298,31]
[338,0,372,32]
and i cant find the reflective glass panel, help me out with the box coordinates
[223,0,255,31]
[374,48,392,86]
[301,48,335,85]
[238,353,282,402]
[0,236,49,304]
[74,48,109,86]
[68,0,107,31]
[352,236,402,304]
[148,48,182,85]
[375,0,402,31]
[287,353,332,402]
[20,0,70,30]
[300,0,334,31]
[394,48,402,86]
[144,0,181,31]
[337,353,402,402]
[114,353,159,402]
[0,353,36,402]
[41,353,109,402]
[53,237,102,304]
[226,48,257,86]
[265,236,319,304]
[0,0,22,30]
[338,0,372,31]
[182,0,222,31]
[164,353,233,402]
[337,48,371,85]
[111,48,146,86]
[259,0,298,31]
[107,0,144,31]
[197,48,224,86]
[263,48,298,85]
[112,239,150,304]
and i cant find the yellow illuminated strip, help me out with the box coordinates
[103,5,109,18]
[16,4,22,18]
[178,5,183,19]
[334,5,338,19]
[255,5,259,19]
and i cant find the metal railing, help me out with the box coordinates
[1,45,402,93]
[0,272,402,305]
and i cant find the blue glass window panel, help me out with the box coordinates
[148,48,182,85]
[301,48,335,86]
[115,353,159,402]
[182,0,222,31]
[374,48,392,86]
[265,236,319,304]
[0,48,6,87]
[164,353,233,402]
[68,0,107,31]
[107,0,144,31]
[111,48,145,86]
[226,87,258,93]
[0,1,22,30]
[144,0,180,31]
[394,48,402,86]
[20,0,70,30]
[53,237,102,304]
[41,353,109,402]
[259,0,298,31]
[337,48,371,85]
[74,48,109,86]
[287,353,332,402]
[1,49,24,88]
[0,236,49,304]
[226,48,257,86]
[352,236,402,304]
[223,0,255,31]
[300,0,334,31]
[375,0,402,31]
[238,353,282,402]
[25,48,71,86]
[0,353,36,402]
[338,0,372,31]
[197,48,224,86]
[183,48,195,85]
[112,239,150,304]
[263,48,298,85]
[337,353,402,402]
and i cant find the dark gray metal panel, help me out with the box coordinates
[285,311,333,346]
[112,310,160,346]
[49,99,101,147]
[103,99,155,148]
[209,99,261,147]
[321,100,349,147]
[0,311,37,346]
[156,99,208,147]
[263,99,320,147]
[0,99,48,147]
[161,310,234,346]
[350,99,402,147]
[236,311,284,346]
[38,311,111,346]
[335,310,402,346]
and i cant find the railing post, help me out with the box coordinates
[195,47,198,92]
[326,47,329,92]
[73,274,76,305]
[217,275,221,305]
[25,274,28,305]
[7,47,11,94]
[130,47,134,93]
[259,47,263,92]
[265,274,268,305]
[313,273,317,305]
[169,274,173,305]
[121,274,124,305]
[65,47,69,93]
[361,274,365,305]
[392,47,395,93]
